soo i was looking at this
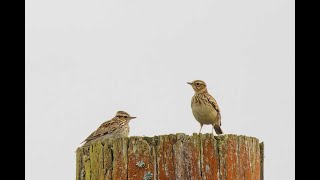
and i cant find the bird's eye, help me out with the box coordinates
[124,116,128,118]
[196,83,200,86]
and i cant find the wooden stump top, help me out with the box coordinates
[76,133,264,180]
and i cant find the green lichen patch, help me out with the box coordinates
[136,160,145,168]
[143,171,153,180]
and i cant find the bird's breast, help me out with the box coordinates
[191,101,218,125]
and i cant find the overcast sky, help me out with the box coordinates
[26,0,295,179]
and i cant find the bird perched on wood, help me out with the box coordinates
[188,80,223,135]
[81,111,136,145]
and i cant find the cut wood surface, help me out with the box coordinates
[76,133,264,180]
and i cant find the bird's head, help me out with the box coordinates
[187,80,208,93]
[115,111,136,122]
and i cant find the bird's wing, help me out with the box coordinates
[205,94,222,126]
[82,118,119,143]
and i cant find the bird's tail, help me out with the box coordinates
[214,125,223,135]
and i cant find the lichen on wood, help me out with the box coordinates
[76,133,263,180]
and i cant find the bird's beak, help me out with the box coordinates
[130,117,137,120]
[187,82,193,85]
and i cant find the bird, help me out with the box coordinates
[81,111,136,145]
[187,80,223,135]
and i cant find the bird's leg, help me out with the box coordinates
[211,125,218,136]
[199,124,203,134]
[212,125,214,135]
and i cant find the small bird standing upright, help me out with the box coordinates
[81,111,136,145]
[188,80,223,135]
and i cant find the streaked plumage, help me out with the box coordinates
[188,80,223,135]
[81,111,136,145]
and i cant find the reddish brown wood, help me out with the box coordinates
[157,135,176,180]
[200,134,219,180]
[127,137,156,180]
[173,134,202,180]
[76,134,263,180]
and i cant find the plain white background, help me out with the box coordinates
[25,0,295,179]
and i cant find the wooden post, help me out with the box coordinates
[76,133,264,180]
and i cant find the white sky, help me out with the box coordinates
[26,0,295,179]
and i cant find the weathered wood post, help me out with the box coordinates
[76,133,264,180]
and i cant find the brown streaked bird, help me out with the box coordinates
[187,80,223,135]
[81,111,136,145]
